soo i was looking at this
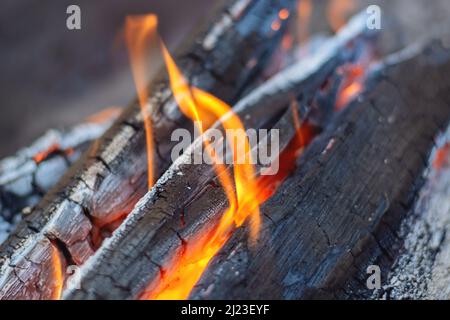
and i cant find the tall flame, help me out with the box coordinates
[141,41,319,299]
[133,6,359,299]
[125,15,158,189]
[141,44,262,300]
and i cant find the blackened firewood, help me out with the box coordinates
[188,39,450,299]
[378,127,450,300]
[0,0,296,300]
[0,111,119,244]
[63,12,377,300]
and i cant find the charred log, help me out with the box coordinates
[0,111,119,244]
[188,39,450,299]
[63,13,377,300]
[0,0,296,300]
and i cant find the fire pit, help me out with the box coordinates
[1,0,450,301]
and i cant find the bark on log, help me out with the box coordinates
[0,0,296,300]
[0,110,119,244]
[188,39,450,299]
[64,13,377,300]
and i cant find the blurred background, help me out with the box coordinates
[0,0,215,158]
[1,0,450,158]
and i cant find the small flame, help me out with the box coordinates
[50,244,63,300]
[125,14,158,189]
[326,0,356,32]
[335,64,365,111]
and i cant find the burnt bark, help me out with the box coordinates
[0,0,296,300]
[0,112,119,244]
[189,39,450,299]
[63,13,376,300]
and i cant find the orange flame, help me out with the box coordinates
[142,42,320,299]
[134,8,341,299]
[125,15,158,189]
[335,64,365,111]
[326,0,356,32]
[50,244,63,300]
[142,99,318,300]
[140,33,265,300]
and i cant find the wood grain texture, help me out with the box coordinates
[63,13,376,300]
[188,39,450,299]
[0,0,296,300]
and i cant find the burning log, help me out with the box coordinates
[0,0,296,300]
[188,39,450,299]
[0,109,120,244]
[63,12,377,300]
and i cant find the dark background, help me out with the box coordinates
[0,0,215,157]
[1,0,450,158]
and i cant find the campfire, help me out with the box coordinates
[1,0,450,301]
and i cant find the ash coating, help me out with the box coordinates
[376,126,450,299]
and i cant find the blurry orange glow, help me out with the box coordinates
[271,20,281,31]
[336,64,365,111]
[85,106,122,124]
[279,9,290,20]
[282,34,294,50]
[125,14,158,189]
[327,0,356,32]
[50,244,63,300]
[297,0,312,44]
[336,82,363,110]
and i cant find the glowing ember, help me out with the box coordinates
[433,142,450,170]
[125,14,158,189]
[278,8,290,20]
[33,144,74,164]
[271,20,281,31]
[50,244,63,300]
[335,64,365,111]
